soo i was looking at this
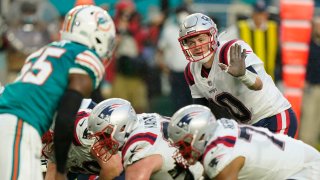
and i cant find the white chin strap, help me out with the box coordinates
[193,51,214,64]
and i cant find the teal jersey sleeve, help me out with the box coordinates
[0,40,104,136]
[72,49,105,89]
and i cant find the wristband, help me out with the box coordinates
[237,70,257,87]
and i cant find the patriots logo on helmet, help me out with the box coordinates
[177,111,200,130]
[98,104,122,120]
[201,15,211,24]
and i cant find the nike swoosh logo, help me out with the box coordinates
[130,145,138,154]
[79,120,85,127]
[96,122,103,126]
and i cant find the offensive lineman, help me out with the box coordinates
[42,99,123,180]
[179,13,298,138]
[88,98,204,180]
[0,5,116,180]
[168,105,320,180]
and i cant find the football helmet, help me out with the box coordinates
[88,98,138,162]
[168,105,217,165]
[178,13,218,63]
[61,5,116,60]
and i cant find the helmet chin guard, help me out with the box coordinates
[195,50,214,64]
[90,125,119,162]
[172,134,201,167]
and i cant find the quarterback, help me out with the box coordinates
[179,13,298,138]
[42,99,122,180]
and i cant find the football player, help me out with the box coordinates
[179,13,298,138]
[168,105,320,180]
[42,99,123,180]
[0,5,116,180]
[88,98,204,180]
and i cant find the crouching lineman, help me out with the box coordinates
[88,98,204,180]
[168,105,320,180]
[42,99,123,180]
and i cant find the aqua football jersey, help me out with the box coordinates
[0,40,105,136]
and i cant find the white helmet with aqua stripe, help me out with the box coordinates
[61,5,116,60]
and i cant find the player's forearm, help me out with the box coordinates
[237,70,263,90]
[98,154,123,180]
[125,154,162,180]
[100,169,122,180]
[53,89,83,173]
[249,77,263,90]
[126,169,153,180]
[44,161,57,180]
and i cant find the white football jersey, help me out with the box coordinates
[43,110,100,174]
[122,113,204,180]
[186,39,290,124]
[203,119,320,180]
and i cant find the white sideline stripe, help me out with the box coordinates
[69,68,88,75]
[75,60,102,88]
[77,52,104,75]
[82,51,104,74]
[75,58,101,78]
[76,56,103,77]
[279,111,286,134]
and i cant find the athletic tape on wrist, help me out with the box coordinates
[237,70,257,87]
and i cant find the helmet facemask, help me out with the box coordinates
[172,134,201,167]
[90,125,120,162]
[179,28,217,63]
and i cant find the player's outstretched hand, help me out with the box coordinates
[218,43,247,77]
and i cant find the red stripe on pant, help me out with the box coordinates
[276,113,282,133]
[284,110,290,135]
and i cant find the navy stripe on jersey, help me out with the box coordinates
[201,66,211,78]
[73,111,89,146]
[87,101,97,109]
[184,62,195,86]
[202,136,236,160]
[121,132,157,159]
[247,66,257,74]
[219,39,238,65]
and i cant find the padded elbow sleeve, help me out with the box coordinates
[53,89,83,173]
